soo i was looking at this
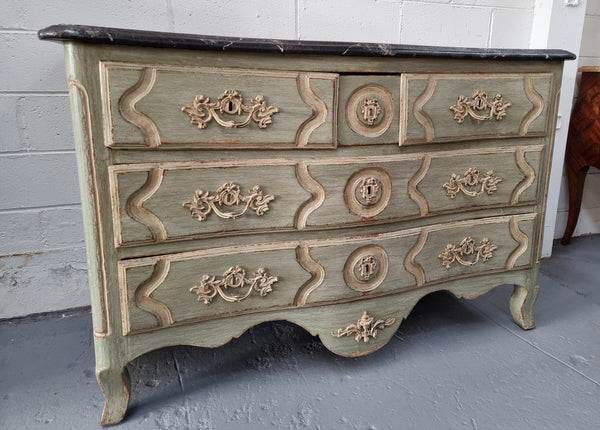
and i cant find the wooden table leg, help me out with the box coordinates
[562,160,590,245]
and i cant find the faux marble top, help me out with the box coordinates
[39,24,575,61]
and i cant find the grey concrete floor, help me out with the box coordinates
[1,236,599,430]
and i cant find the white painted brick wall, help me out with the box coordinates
[173,0,297,38]
[553,0,600,240]
[0,0,569,318]
[298,0,401,42]
[401,2,492,47]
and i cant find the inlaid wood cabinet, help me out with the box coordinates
[40,25,574,425]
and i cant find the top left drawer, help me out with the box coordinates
[99,62,339,149]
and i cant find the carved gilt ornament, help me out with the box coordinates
[331,311,396,343]
[182,89,278,129]
[450,90,511,124]
[442,167,502,199]
[359,177,381,204]
[361,99,382,125]
[358,256,378,281]
[438,237,498,269]
[190,266,278,304]
[183,182,275,221]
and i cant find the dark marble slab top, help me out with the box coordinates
[39,24,575,61]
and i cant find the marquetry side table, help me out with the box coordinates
[561,67,600,245]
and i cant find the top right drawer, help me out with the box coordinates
[400,73,553,145]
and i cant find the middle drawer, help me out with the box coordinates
[109,145,543,247]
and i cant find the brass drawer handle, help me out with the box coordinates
[438,237,498,269]
[331,311,396,343]
[450,90,511,123]
[183,182,275,221]
[442,167,502,199]
[190,266,278,304]
[182,89,278,129]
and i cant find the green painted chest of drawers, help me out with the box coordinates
[40,25,574,425]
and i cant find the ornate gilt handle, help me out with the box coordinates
[442,167,502,199]
[182,89,278,129]
[331,311,396,343]
[450,90,511,123]
[438,237,498,269]
[183,182,275,221]
[190,266,278,304]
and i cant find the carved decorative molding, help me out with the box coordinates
[346,85,393,138]
[295,162,326,230]
[519,75,545,136]
[183,182,275,221]
[331,311,396,343]
[407,155,431,216]
[450,90,511,124]
[126,166,168,242]
[343,245,389,292]
[511,149,536,205]
[68,78,110,338]
[182,90,278,129]
[295,73,331,147]
[404,230,428,286]
[442,167,502,199]
[294,244,325,306]
[344,168,392,218]
[190,266,278,304]
[506,216,529,269]
[438,237,498,269]
[134,259,174,328]
[116,67,161,148]
[412,75,436,142]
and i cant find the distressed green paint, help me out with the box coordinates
[59,39,565,425]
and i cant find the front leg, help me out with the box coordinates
[97,365,131,426]
[509,283,540,330]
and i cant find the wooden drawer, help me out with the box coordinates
[400,73,552,145]
[109,160,305,246]
[337,75,401,145]
[109,145,543,246]
[100,61,338,149]
[119,213,535,335]
[305,213,536,304]
[417,145,543,215]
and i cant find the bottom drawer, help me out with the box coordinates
[119,213,537,335]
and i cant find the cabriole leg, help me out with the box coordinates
[562,164,589,245]
[510,283,540,330]
[97,365,131,426]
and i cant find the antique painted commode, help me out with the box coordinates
[39,25,574,425]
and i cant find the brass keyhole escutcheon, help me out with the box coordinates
[344,168,392,218]
[358,255,378,281]
[346,85,394,138]
[361,99,382,126]
[359,177,381,205]
[344,245,389,292]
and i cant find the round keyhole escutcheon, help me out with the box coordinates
[343,245,389,292]
[344,167,392,218]
[346,85,394,138]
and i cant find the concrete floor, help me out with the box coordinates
[1,236,599,430]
